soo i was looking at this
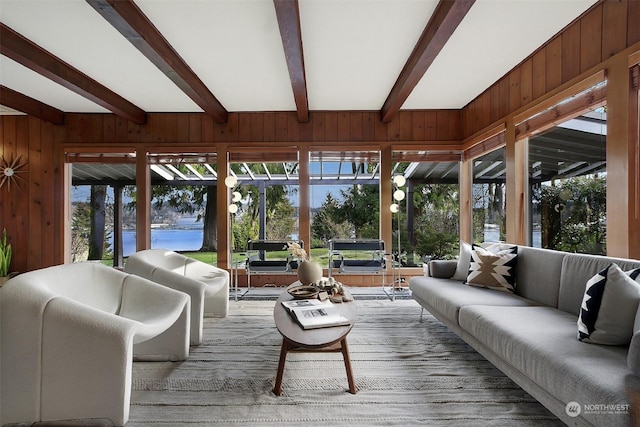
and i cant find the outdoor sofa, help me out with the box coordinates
[410,244,640,426]
[0,262,190,426]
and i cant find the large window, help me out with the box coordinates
[309,150,380,262]
[228,159,299,255]
[529,107,607,254]
[392,150,460,263]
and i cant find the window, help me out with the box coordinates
[529,107,607,254]
[472,147,506,244]
[309,150,380,262]
[392,150,461,263]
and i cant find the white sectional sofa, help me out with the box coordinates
[409,245,640,426]
[125,249,229,345]
[0,262,191,426]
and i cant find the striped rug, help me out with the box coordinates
[128,299,562,426]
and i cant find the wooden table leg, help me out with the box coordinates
[340,337,357,394]
[273,339,289,395]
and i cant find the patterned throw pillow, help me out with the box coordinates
[577,264,640,345]
[465,244,518,293]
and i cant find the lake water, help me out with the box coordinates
[113,217,204,256]
[118,229,203,256]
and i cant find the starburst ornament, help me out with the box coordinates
[0,155,28,191]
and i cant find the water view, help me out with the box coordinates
[113,217,204,257]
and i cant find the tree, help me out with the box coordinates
[71,201,91,262]
[412,183,459,260]
[125,163,219,251]
[234,163,296,242]
[338,183,380,239]
[311,193,351,244]
[540,176,606,254]
[88,185,107,260]
[146,183,218,251]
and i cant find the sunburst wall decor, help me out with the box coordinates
[0,155,28,191]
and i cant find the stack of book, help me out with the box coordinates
[281,299,351,330]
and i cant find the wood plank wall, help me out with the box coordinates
[0,116,58,274]
[462,0,640,138]
[60,110,461,145]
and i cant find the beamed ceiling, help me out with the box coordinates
[0,0,598,125]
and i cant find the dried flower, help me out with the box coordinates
[287,241,307,261]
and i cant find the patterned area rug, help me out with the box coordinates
[128,299,563,426]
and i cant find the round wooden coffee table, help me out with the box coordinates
[272,282,357,395]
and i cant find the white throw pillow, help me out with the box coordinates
[452,241,472,281]
[578,264,640,345]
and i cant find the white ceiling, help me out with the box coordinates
[0,0,598,116]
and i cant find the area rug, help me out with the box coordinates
[128,299,563,426]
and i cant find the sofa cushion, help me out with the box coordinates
[577,263,640,345]
[512,246,565,308]
[466,244,517,293]
[408,277,536,326]
[458,305,640,426]
[558,253,640,316]
[452,241,472,281]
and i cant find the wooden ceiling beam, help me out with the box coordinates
[381,0,475,123]
[88,0,228,123]
[274,0,309,123]
[0,85,64,124]
[0,23,146,124]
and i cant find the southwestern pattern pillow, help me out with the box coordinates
[465,244,518,293]
[578,263,640,345]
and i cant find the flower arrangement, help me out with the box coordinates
[287,241,307,261]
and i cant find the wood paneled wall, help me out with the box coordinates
[61,110,461,145]
[0,116,59,273]
[462,0,640,138]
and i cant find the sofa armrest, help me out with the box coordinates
[119,274,190,345]
[428,260,458,279]
[151,267,205,345]
[629,332,640,376]
[42,296,137,425]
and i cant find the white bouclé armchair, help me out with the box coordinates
[125,249,229,346]
[0,262,191,426]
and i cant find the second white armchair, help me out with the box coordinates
[125,249,229,345]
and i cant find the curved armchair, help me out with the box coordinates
[125,249,229,345]
[0,262,190,426]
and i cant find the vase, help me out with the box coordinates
[0,276,9,287]
[297,260,323,286]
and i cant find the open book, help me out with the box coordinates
[281,299,351,330]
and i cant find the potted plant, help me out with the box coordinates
[0,228,12,285]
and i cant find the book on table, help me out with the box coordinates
[281,299,351,330]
